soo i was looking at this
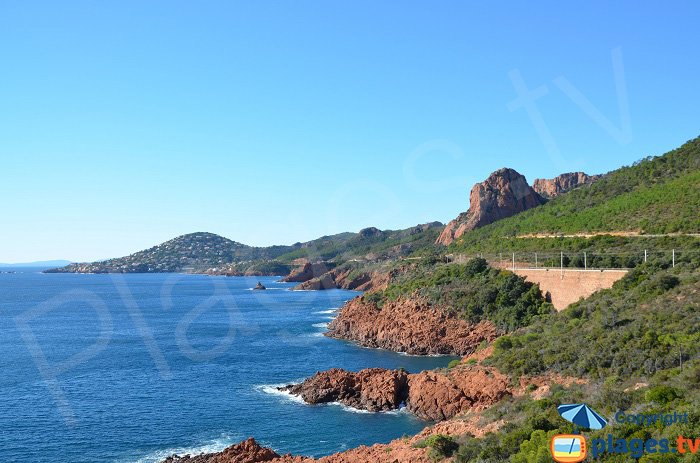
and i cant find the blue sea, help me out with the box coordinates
[0,271,452,463]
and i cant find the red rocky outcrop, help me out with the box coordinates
[293,268,390,292]
[532,172,600,199]
[281,262,335,283]
[326,296,499,356]
[437,168,545,245]
[406,366,511,420]
[162,438,284,463]
[280,365,511,421]
[279,368,409,412]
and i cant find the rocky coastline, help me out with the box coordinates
[291,266,390,292]
[278,364,511,421]
[325,296,499,356]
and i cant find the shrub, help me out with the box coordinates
[645,386,680,405]
[415,435,459,461]
[448,359,461,369]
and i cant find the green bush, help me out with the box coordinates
[645,386,680,405]
[415,435,459,461]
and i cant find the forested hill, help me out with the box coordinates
[45,232,284,273]
[45,223,443,274]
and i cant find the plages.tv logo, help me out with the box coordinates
[550,404,607,463]
[550,434,587,463]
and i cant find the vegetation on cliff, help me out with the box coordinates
[451,360,700,463]
[365,258,553,331]
[415,139,700,462]
[443,260,700,462]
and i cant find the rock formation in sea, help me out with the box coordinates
[161,437,286,463]
[161,434,436,462]
[436,168,545,246]
[159,360,584,463]
[325,296,499,355]
[532,171,600,199]
[280,368,409,412]
[278,365,511,421]
[159,412,512,462]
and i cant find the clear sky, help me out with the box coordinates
[1,1,699,262]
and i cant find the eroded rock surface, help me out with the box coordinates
[293,268,390,292]
[280,365,511,421]
[437,168,545,245]
[281,262,336,283]
[162,438,284,463]
[406,366,510,420]
[279,368,409,412]
[326,296,499,355]
[532,171,599,199]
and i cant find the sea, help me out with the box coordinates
[0,270,453,463]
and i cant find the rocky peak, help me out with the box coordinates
[436,168,545,246]
[532,171,600,199]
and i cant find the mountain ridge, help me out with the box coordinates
[46,136,700,278]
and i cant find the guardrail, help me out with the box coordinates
[445,249,700,270]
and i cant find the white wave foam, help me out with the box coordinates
[312,322,329,329]
[398,351,454,358]
[128,434,238,463]
[314,308,339,314]
[255,385,410,416]
[327,402,409,415]
[256,384,306,404]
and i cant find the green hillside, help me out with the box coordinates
[439,261,700,463]
[45,232,293,273]
[275,223,443,263]
[364,258,553,331]
[450,137,700,257]
[412,138,700,462]
[46,223,443,274]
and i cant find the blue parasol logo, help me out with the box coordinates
[557,403,608,431]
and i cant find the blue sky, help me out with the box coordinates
[1,1,699,262]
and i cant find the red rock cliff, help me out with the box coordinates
[279,365,511,421]
[437,168,545,246]
[532,171,600,199]
[326,296,499,355]
[293,267,390,292]
[281,262,336,283]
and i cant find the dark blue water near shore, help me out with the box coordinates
[0,271,452,463]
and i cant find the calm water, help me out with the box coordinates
[0,271,452,463]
